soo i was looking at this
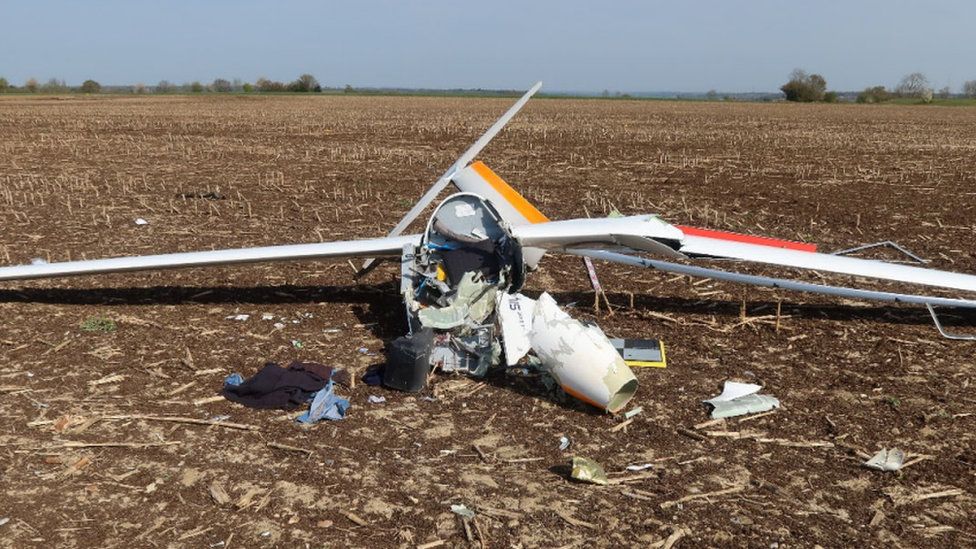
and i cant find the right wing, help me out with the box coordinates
[0,235,420,282]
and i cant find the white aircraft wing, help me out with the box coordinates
[0,235,420,282]
[570,249,976,310]
[512,215,686,259]
[511,214,976,303]
[675,233,976,294]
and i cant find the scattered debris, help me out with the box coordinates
[703,381,780,419]
[624,406,644,419]
[626,463,654,471]
[134,218,149,226]
[367,395,386,404]
[558,436,571,450]
[450,504,475,518]
[570,456,609,485]
[864,447,907,472]
[296,377,350,423]
[225,314,250,321]
[222,361,345,410]
[610,338,667,368]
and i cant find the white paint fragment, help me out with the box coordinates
[226,314,250,321]
[134,218,149,226]
[864,447,906,472]
[703,381,780,419]
[497,292,536,365]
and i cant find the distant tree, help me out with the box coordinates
[938,86,952,100]
[242,82,254,92]
[80,79,102,93]
[921,88,934,104]
[133,82,147,94]
[344,84,354,93]
[823,91,838,103]
[156,79,176,93]
[0,77,9,92]
[298,73,319,92]
[963,80,976,99]
[189,81,204,93]
[705,89,718,101]
[42,78,68,93]
[24,77,39,93]
[212,78,232,92]
[232,78,242,92]
[856,85,893,104]
[895,72,929,98]
[780,68,827,102]
[255,77,286,92]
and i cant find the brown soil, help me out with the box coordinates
[2,94,976,548]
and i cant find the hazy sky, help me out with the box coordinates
[2,1,974,93]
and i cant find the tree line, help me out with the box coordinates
[0,74,325,94]
[779,69,976,103]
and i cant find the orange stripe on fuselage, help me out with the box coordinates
[471,161,549,224]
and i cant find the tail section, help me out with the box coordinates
[453,162,550,268]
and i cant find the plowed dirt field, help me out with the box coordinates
[3,94,976,548]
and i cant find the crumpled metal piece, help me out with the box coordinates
[863,447,906,472]
[703,381,780,419]
[570,456,608,485]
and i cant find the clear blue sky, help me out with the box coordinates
[2,0,974,93]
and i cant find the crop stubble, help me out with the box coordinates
[2,94,976,547]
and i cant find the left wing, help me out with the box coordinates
[0,235,419,282]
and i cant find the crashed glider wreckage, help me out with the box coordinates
[4,82,976,413]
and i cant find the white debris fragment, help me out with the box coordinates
[368,395,386,404]
[29,258,48,265]
[261,314,275,321]
[626,463,654,471]
[273,322,285,330]
[558,436,571,451]
[497,292,536,365]
[134,218,149,226]
[864,447,907,472]
[450,504,476,518]
[0,518,9,527]
[226,314,250,321]
[703,381,780,419]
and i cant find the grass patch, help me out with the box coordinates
[81,314,117,332]
[886,97,976,107]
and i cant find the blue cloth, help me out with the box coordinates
[296,378,349,423]
[224,373,244,387]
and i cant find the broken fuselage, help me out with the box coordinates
[383,193,638,412]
